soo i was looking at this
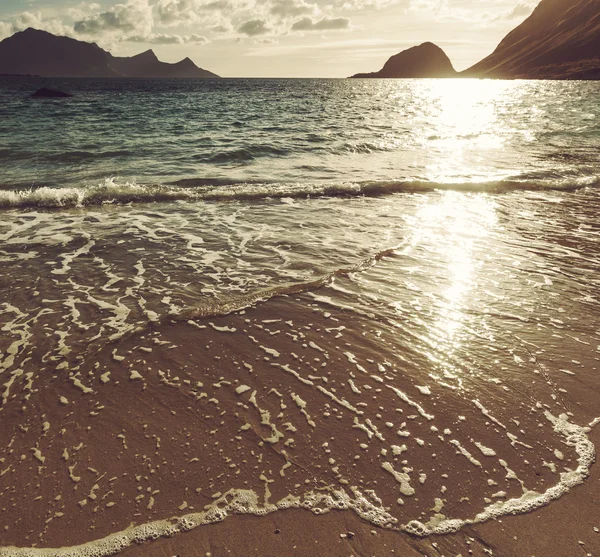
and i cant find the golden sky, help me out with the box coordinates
[0,0,537,76]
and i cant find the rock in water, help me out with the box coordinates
[350,42,457,78]
[32,87,72,98]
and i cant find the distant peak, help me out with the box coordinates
[20,27,49,36]
[176,57,198,67]
[135,49,158,61]
[349,41,456,79]
[413,42,446,52]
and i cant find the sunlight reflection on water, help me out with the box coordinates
[0,78,598,190]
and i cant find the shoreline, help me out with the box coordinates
[1,289,599,556]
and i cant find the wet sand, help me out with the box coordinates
[118,442,600,557]
[2,188,600,556]
[1,287,598,556]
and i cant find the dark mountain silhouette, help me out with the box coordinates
[0,28,219,78]
[464,0,600,79]
[349,0,599,80]
[350,42,457,78]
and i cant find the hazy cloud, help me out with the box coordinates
[501,2,535,20]
[155,0,249,27]
[211,23,234,32]
[127,32,209,43]
[238,18,270,36]
[0,21,11,40]
[9,10,73,37]
[74,0,153,38]
[270,0,316,18]
[67,3,102,22]
[291,16,351,31]
[407,0,448,14]
[155,0,198,25]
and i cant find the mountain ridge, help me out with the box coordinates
[464,0,600,78]
[0,28,219,78]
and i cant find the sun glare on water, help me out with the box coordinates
[405,191,499,383]
[409,79,520,185]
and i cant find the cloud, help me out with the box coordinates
[0,21,11,40]
[291,16,351,31]
[67,3,102,21]
[8,11,73,37]
[407,0,448,14]
[74,0,153,38]
[155,0,199,25]
[127,32,209,43]
[270,0,316,18]
[212,23,233,33]
[155,0,249,27]
[238,18,270,36]
[501,2,535,20]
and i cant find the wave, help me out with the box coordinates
[194,145,292,163]
[0,149,134,163]
[180,242,401,319]
[0,174,598,210]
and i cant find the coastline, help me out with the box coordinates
[1,285,599,556]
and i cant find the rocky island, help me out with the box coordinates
[350,42,457,78]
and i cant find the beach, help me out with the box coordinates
[0,78,599,556]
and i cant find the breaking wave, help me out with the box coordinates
[0,174,598,210]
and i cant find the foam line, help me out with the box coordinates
[402,411,597,537]
[0,174,598,210]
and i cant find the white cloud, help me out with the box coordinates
[0,21,11,40]
[9,10,73,37]
[291,16,351,31]
[497,2,535,20]
[270,0,316,18]
[155,0,199,25]
[127,32,210,43]
[74,0,153,38]
[407,0,448,14]
[68,3,102,22]
[155,0,252,27]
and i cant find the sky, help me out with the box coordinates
[0,0,537,77]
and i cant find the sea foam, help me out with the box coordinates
[0,412,596,556]
[0,174,598,210]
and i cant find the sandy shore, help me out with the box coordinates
[117,426,600,557]
[117,422,600,557]
[1,285,599,556]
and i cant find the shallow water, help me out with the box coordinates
[0,78,599,195]
[0,78,599,555]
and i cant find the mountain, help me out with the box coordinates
[0,28,219,78]
[350,42,457,78]
[464,0,600,79]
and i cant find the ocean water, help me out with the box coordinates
[0,77,599,555]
